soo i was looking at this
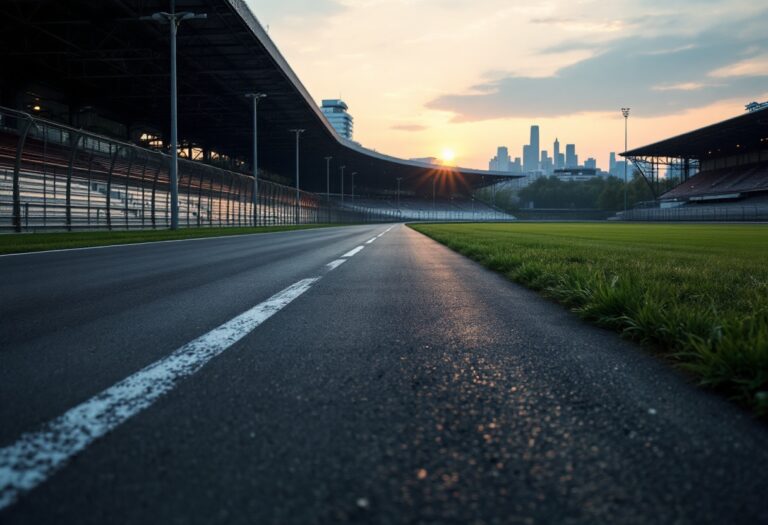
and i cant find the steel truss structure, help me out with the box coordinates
[623,155,699,200]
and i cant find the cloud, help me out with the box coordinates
[426,10,768,121]
[651,82,714,91]
[530,16,627,33]
[391,124,428,132]
[709,54,768,78]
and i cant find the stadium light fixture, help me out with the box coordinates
[246,93,267,226]
[141,7,207,230]
[289,129,305,223]
[621,107,631,214]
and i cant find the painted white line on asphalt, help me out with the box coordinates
[0,277,319,510]
[342,246,364,258]
[365,237,377,244]
[326,259,347,271]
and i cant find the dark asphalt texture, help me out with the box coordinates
[1,223,767,524]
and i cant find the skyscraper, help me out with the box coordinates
[530,125,539,160]
[321,99,354,139]
[565,144,578,168]
[489,146,511,171]
[522,144,532,172]
[553,138,562,169]
[541,150,553,175]
[609,152,616,173]
[523,125,540,173]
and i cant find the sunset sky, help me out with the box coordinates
[249,0,768,171]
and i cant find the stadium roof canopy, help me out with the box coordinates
[0,0,518,196]
[622,107,768,161]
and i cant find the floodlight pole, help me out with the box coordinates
[622,107,630,214]
[168,12,180,230]
[141,7,207,230]
[246,93,267,226]
[289,129,304,223]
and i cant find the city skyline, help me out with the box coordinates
[250,0,768,171]
[489,125,607,172]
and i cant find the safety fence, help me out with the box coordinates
[621,205,768,222]
[0,107,400,232]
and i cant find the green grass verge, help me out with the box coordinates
[0,224,337,255]
[409,222,768,414]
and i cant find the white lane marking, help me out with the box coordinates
[326,259,347,271]
[365,237,377,244]
[342,246,364,257]
[0,277,319,510]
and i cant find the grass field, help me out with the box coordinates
[410,223,768,414]
[0,225,335,255]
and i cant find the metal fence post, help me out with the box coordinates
[196,169,203,227]
[139,154,149,228]
[151,164,161,229]
[12,117,32,232]
[65,132,83,231]
[123,148,135,230]
[106,145,121,231]
[185,165,193,227]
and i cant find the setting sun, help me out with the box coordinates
[441,148,456,163]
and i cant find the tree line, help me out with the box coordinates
[479,173,681,211]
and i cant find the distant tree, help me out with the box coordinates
[480,171,683,212]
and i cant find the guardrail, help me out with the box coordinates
[621,205,768,222]
[0,107,400,232]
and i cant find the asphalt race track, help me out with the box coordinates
[1,224,767,524]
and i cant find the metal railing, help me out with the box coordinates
[621,205,768,222]
[0,107,400,232]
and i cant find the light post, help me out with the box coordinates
[141,7,207,230]
[622,107,631,214]
[340,165,346,204]
[289,129,304,223]
[351,172,357,203]
[246,92,266,226]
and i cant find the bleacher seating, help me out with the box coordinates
[0,127,269,230]
[335,196,515,221]
[662,164,768,201]
[620,192,768,221]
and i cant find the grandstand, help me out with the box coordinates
[0,0,517,231]
[335,196,513,222]
[621,106,768,221]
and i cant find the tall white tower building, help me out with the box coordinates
[321,99,354,140]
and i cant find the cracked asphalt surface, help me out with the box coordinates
[1,223,767,524]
